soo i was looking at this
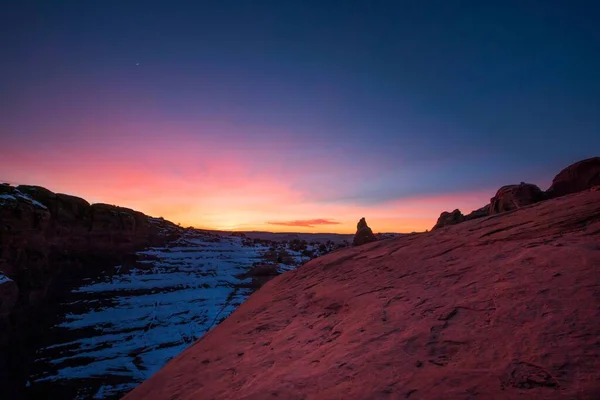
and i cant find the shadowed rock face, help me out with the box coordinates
[546,157,600,199]
[352,217,378,246]
[124,189,600,400]
[489,182,545,215]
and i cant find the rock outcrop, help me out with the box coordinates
[489,182,545,215]
[464,204,490,220]
[432,209,465,230]
[0,185,180,297]
[125,189,600,400]
[352,217,377,246]
[431,158,600,230]
[0,184,182,396]
[545,157,600,199]
[432,205,491,230]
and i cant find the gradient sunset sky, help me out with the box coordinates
[1,1,599,233]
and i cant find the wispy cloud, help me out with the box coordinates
[267,218,341,228]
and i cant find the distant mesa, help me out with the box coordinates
[353,217,378,246]
[432,157,599,230]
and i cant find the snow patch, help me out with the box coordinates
[0,273,12,285]
[0,191,48,210]
[29,232,275,399]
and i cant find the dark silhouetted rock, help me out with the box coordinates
[432,204,491,230]
[432,209,465,230]
[464,204,490,221]
[353,217,377,246]
[489,183,545,215]
[546,157,600,199]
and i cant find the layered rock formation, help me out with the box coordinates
[125,188,600,400]
[352,217,377,246]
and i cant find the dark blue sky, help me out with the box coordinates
[1,1,599,230]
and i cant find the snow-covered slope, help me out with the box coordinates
[28,232,280,399]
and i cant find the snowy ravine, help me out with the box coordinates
[27,232,295,399]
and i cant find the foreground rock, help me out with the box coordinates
[352,217,377,246]
[546,157,600,199]
[126,189,600,400]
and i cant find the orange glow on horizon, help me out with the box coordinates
[1,129,495,234]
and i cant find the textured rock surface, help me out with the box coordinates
[546,157,600,199]
[126,190,600,400]
[489,182,545,215]
[352,217,377,246]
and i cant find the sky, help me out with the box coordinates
[1,1,599,233]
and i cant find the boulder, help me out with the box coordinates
[353,217,378,246]
[432,209,465,230]
[546,157,600,199]
[489,182,545,215]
